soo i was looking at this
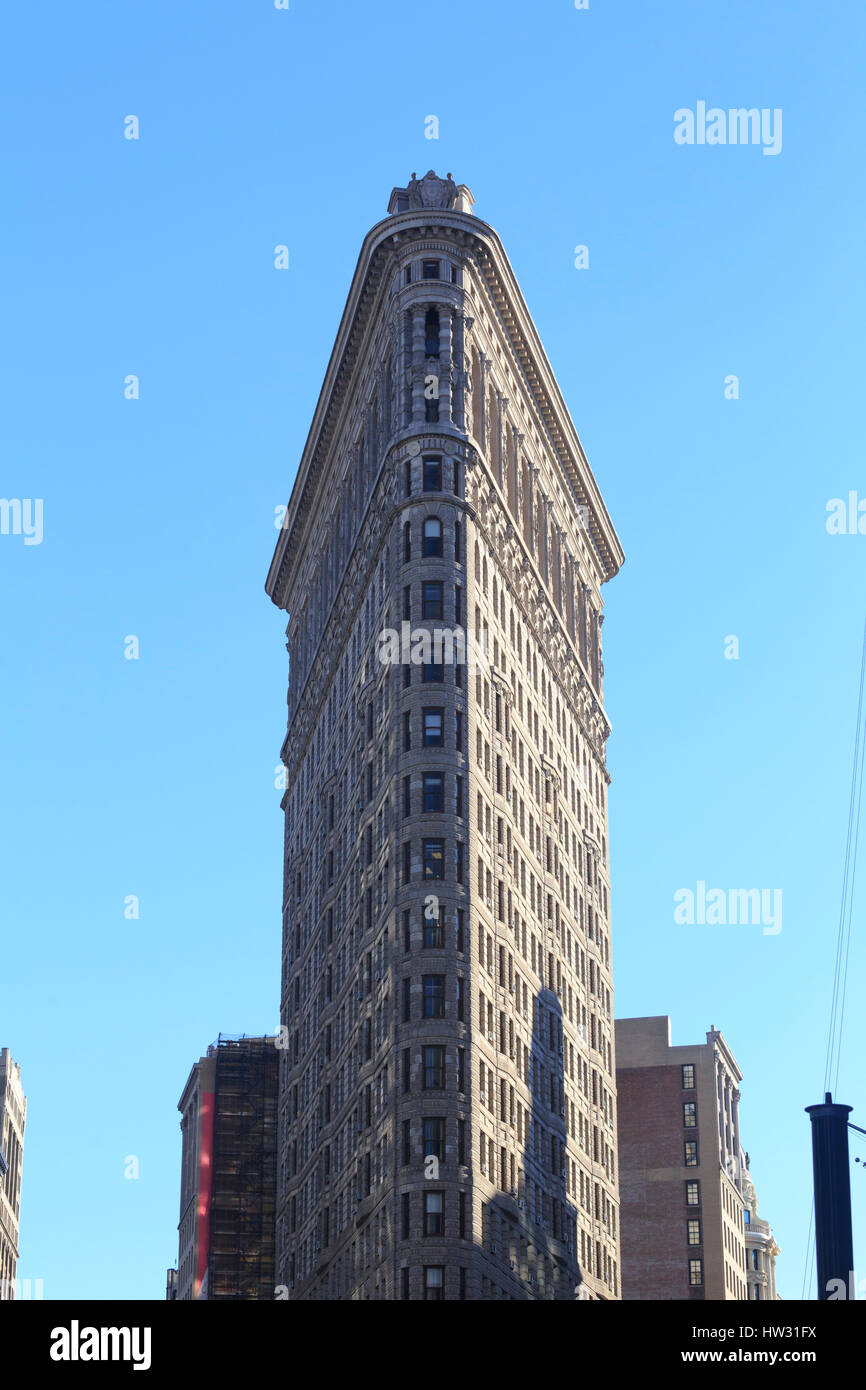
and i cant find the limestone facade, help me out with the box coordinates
[267,174,624,1299]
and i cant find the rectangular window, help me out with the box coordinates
[686,1180,701,1206]
[423,1044,445,1089]
[423,839,445,879]
[422,260,440,281]
[402,1119,411,1165]
[423,1117,445,1161]
[457,1046,465,1093]
[456,975,465,1021]
[687,1219,702,1246]
[424,1192,444,1236]
[402,1192,410,1240]
[402,841,411,884]
[403,711,411,751]
[682,1063,696,1090]
[684,1141,698,1167]
[422,659,444,683]
[423,772,444,813]
[424,1265,444,1299]
[688,1258,703,1287]
[683,1102,697,1128]
[402,978,411,1023]
[424,903,444,948]
[423,457,443,492]
[422,581,444,620]
[402,1048,411,1093]
[422,974,445,1018]
[423,708,444,746]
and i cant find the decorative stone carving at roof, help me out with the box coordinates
[388,171,475,215]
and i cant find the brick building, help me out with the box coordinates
[615,1016,751,1300]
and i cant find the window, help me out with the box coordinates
[422,260,440,281]
[403,521,411,563]
[684,1141,698,1167]
[402,841,411,884]
[422,658,443,683]
[423,1117,445,1160]
[425,307,440,357]
[423,708,444,746]
[424,1192,444,1236]
[422,581,444,619]
[404,266,412,286]
[457,1046,465,1092]
[423,839,445,879]
[423,1045,445,1089]
[402,1119,411,1165]
[687,1219,702,1246]
[402,978,411,1022]
[682,1063,695,1090]
[403,711,411,751]
[423,772,444,813]
[688,1259,703,1287]
[423,517,443,557]
[402,1192,410,1239]
[683,1102,697,1128]
[423,457,442,492]
[404,460,412,497]
[424,1265,444,1300]
[424,902,444,949]
[456,975,465,1021]
[402,1049,411,1093]
[422,974,445,1018]
[686,1181,701,1206]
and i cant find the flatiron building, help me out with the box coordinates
[266,172,624,1299]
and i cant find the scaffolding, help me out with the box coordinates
[208,1035,278,1300]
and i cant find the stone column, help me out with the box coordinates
[437,305,452,424]
[411,306,427,422]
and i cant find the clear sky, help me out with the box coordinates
[2,0,863,1301]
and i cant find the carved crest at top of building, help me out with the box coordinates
[388,172,475,216]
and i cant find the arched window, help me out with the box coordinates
[423,517,442,557]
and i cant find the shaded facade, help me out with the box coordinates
[267,172,624,1299]
[175,1036,278,1300]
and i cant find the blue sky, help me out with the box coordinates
[1,0,863,1300]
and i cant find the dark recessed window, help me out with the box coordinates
[423,772,444,813]
[422,260,440,280]
[425,307,440,356]
[422,974,445,1017]
[422,660,444,683]
[404,266,412,285]
[423,581,444,620]
[423,458,442,492]
[423,1117,445,1161]
[423,1045,445,1089]
[424,903,444,949]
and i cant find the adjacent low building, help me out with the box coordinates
[615,1017,760,1301]
[0,1048,26,1302]
[175,1035,278,1300]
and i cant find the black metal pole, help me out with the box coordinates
[805,1092,854,1299]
